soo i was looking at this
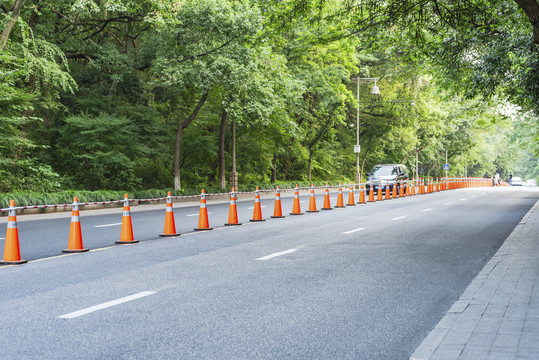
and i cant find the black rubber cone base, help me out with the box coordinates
[115,240,140,244]
[335,206,346,208]
[346,204,356,207]
[271,216,285,218]
[289,212,304,215]
[249,219,266,222]
[225,223,242,226]
[306,210,319,213]
[62,248,89,253]
[321,208,333,210]
[159,233,181,237]
[0,259,28,265]
[194,227,213,231]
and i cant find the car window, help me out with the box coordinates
[372,166,398,177]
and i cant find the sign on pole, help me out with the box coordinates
[443,164,450,171]
[354,145,361,153]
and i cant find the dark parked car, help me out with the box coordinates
[366,164,410,195]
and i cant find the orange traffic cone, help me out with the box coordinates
[399,181,405,197]
[384,184,391,200]
[358,184,366,204]
[250,187,265,222]
[307,184,319,213]
[116,194,139,244]
[321,183,333,210]
[392,183,398,199]
[63,197,89,253]
[346,184,356,206]
[1,200,27,265]
[436,178,440,192]
[271,186,285,218]
[225,188,242,226]
[195,189,213,231]
[368,185,375,202]
[405,179,411,196]
[335,183,345,208]
[290,184,304,215]
[160,191,180,237]
[377,183,384,201]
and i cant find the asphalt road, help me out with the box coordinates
[1,186,537,359]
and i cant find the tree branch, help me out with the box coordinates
[0,0,25,51]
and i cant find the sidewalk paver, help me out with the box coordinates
[410,199,539,360]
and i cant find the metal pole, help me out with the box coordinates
[416,148,419,185]
[445,150,448,189]
[356,78,360,189]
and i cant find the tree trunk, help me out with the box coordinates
[230,116,237,190]
[218,109,227,189]
[0,0,25,51]
[514,0,539,44]
[308,147,313,182]
[360,147,370,183]
[174,92,209,190]
[108,79,118,98]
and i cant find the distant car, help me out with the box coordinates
[366,164,410,194]
[526,179,537,186]
[511,177,523,186]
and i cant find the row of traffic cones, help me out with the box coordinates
[1,178,489,265]
[1,194,142,265]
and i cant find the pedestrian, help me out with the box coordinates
[509,173,513,185]
[494,172,500,186]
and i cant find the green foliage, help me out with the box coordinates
[0,0,536,196]
[56,112,142,190]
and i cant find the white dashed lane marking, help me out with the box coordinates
[94,223,122,228]
[186,213,212,217]
[392,216,407,221]
[341,227,366,235]
[256,249,298,261]
[58,291,157,319]
[421,208,433,212]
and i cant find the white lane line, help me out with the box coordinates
[472,195,477,198]
[58,291,157,319]
[94,223,122,228]
[0,237,4,240]
[481,193,486,195]
[392,216,407,221]
[443,203,452,206]
[256,249,298,261]
[341,227,366,235]
[300,201,307,203]
[248,206,267,210]
[460,199,466,201]
[422,208,433,212]
[186,212,212,217]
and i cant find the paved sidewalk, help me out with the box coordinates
[410,199,539,360]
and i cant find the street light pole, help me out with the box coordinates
[354,77,379,189]
[356,78,360,188]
